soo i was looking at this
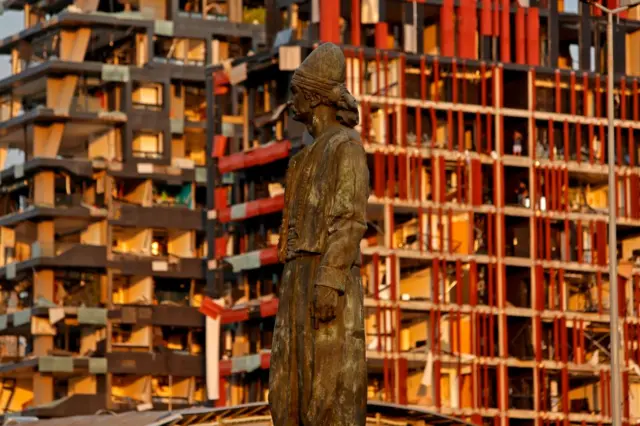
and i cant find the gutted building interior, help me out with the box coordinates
[0,0,640,421]
[205,0,640,424]
[0,0,263,416]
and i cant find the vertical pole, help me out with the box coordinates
[319,0,341,43]
[607,9,622,426]
[168,374,173,412]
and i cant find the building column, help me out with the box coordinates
[319,0,340,43]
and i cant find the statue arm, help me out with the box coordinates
[315,141,369,294]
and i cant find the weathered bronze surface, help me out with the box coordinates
[268,43,369,426]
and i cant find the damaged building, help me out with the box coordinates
[205,0,640,424]
[0,0,264,417]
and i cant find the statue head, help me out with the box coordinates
[289,43,359,129]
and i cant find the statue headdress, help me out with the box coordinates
[290,43,359,128]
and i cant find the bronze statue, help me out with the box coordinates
[269,43,369,426]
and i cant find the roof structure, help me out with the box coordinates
[5,402,474,426]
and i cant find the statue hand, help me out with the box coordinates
[313,285,339,323]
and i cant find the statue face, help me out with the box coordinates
[290,84,312,123]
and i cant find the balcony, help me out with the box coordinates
[108,304,204,328]
[107,351,204,377]
[0,88,125,122]
[0,243,107,280]
[176,0,266,26]
[0,306,108,336]
[0,195,106,228]
[21,393,115,418]
[109,252,204,279]
[111,202,204,231]
[0,356,107,381]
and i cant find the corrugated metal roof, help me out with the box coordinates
[6,402,474,426]
[3,411,180,426]
[367,402,475,426]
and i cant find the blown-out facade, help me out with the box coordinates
[0,0,263,416]
[205,0,640,424]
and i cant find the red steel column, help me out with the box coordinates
[500,0,510,62]
[375,23,388,49]
[441,0,455,56]
[351,0,361,45]
[515,5,525,64]
[320,0,341,43]
[526,7,540,65]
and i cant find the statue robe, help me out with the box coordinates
[269,124,369,426]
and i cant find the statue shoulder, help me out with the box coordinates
[335,126,361,144]
[288,146,310,171]
[333,127,365,157]
[327,126,362,152]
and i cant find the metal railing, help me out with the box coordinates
[110,251,183,272]
[132,150,163,160]
[398,232,463,254]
